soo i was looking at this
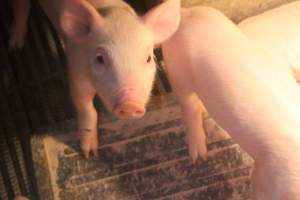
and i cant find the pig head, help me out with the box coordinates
[59,0,180,119]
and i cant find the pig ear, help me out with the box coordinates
[142,0,181,43]
[60,0,103,43]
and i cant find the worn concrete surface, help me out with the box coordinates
[32,95,253,200]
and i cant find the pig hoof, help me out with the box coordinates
[188,145,208,163]
[9,23,27,50]
[81,144,99,159]
[78,130,99,159]
[187,134,208,163]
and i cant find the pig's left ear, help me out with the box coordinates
[142,0,181,44]
[60,0,104,43]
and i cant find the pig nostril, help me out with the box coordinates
[114,102,145,118]
[134,110,145,117]
[119,110,126,115]
[135,110,143,115]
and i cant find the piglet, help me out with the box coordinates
[10,0,181,158]
[162,6,300,200]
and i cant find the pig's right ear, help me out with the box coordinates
[60,0,103,43]
[142,0,181,44]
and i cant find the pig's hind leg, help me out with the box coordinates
[9,0,30,49]
[69,71,99,159]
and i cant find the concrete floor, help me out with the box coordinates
[31,95,253,200]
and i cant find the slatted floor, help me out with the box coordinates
[33,99,253,200]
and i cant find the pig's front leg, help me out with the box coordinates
[181,93,208,163]
[9,0,30,49]
[69,69,98,159]
[165,67,208,162]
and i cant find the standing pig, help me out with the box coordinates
[162,6,300,200]
[10,0,181,158]
[166,1,300,163]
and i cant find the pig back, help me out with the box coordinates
[238,1,300,72]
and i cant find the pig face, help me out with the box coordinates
[88,11,157,119]
[61,0,181,119]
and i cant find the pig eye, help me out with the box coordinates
[147,55,152,63]
[96,55,104,64]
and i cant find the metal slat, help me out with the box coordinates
[0,167,8,199]
[0,64,29,198]
[33,6,74,123]
[0,1,40,199]
[0,128,16,199]
[1,0,50,130]
[0,51,28,198]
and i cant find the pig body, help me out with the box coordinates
[162,6,300,200]
[166,1,300,163]
[10,0,180,158]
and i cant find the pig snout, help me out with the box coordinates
[113,90,146,119]
[114,101,145,119]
